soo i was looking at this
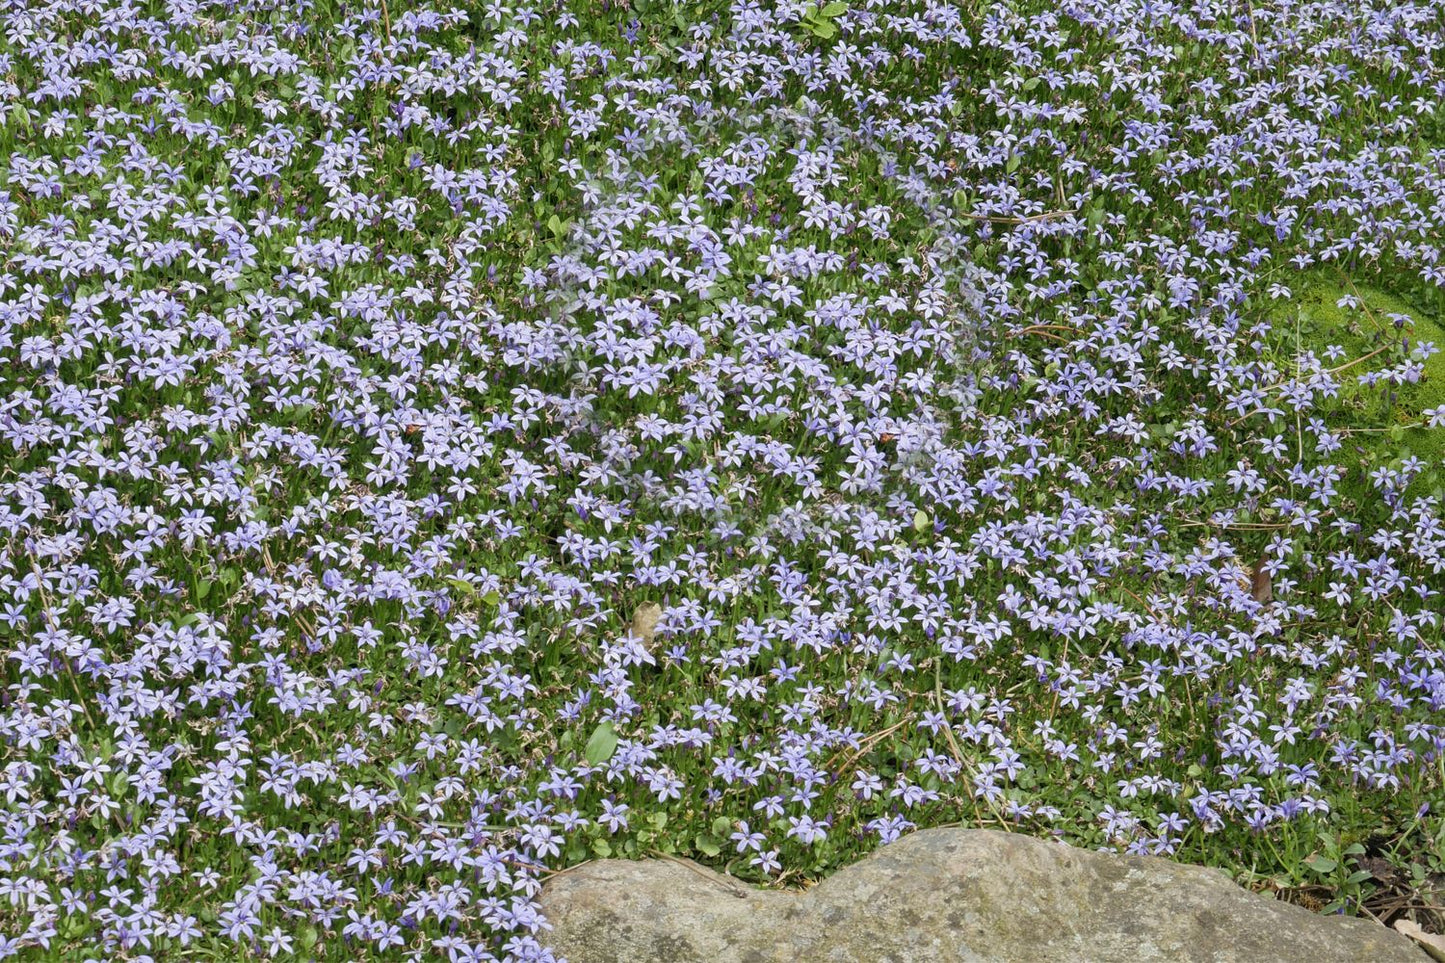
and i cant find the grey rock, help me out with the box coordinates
[539,828,1427,963]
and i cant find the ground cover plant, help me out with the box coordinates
[2,0,1445,958]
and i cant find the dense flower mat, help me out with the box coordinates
[2,0,1445,958]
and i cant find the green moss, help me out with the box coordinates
[1288,275,1445,464]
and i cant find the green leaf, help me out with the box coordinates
[803,16,837,38]
[547,214,568,238]
[694,833,722,858]
[820,1,848,16]
[1305,854,1337,874]
[196,579,213,601]
[584,720,619,765]
[913,509,930,533]
[448,578,475,596]
[592,837,613,857]
[712,816,734,837]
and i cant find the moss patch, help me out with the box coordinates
[1287,275,1445,465]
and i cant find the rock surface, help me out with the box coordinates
[539,828,1427,962]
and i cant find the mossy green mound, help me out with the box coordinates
[1289,275,1445,465]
